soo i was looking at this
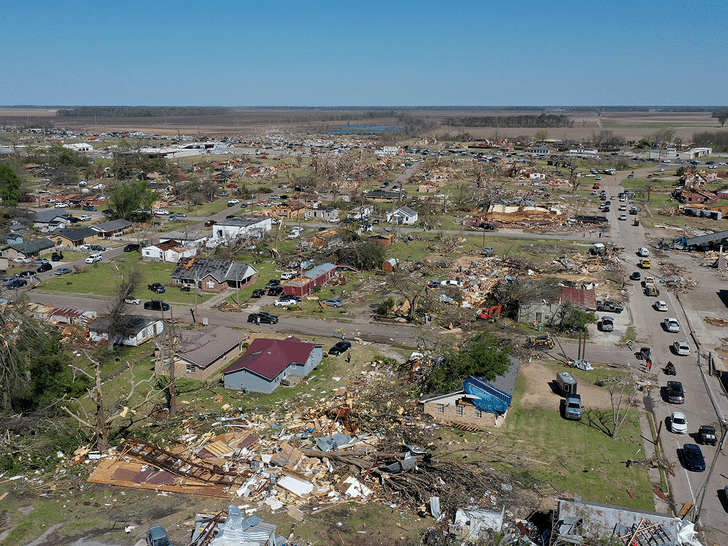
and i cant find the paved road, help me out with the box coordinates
[602,169,728,544]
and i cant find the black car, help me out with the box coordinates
[51,252,64,262]
[148,283,166,293]
[247,312,279,324]
[89,245,105,251]
[698,425,718,445]
[251,288,266,298]
[629,272,641,281]
[267,286,284,296]
[144,300,170,311]
[123,243,140,252]
[266,279,281,289]
[280,294,302,303]
[226,214,237,220]
[83,205,97,211]
[328,341,352,356]
[36,263,53,273]
[6,278,28,289]
[480,223,496,230]
[18,270,35,278]
[667,381,685,404]
[682,444,706,472]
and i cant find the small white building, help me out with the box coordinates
[211,215,272,242]
[63,143,93,153]
[304,207,339,222]
[142,239,196,263]
[88,316,164,347]
[386,205,419,225]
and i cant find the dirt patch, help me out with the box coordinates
[519,359,615,410]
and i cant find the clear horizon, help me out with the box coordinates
[3,1,726,107]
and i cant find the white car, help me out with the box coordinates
[153,209,169,215]
[671,411,688,434]
[655,300,669,312]
[619,214,627,221]
[273,299,294,307]
[673,340,690,356]
[638,247,649,257]
[13,257,31,263]
[85,253,103,264]
[79,214,92,221]
[664,318,680,333]
[124,296,141,305]
[54,202,69,208]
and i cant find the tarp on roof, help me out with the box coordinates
[463,375,512,415]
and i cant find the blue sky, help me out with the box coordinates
[2,0,726,106]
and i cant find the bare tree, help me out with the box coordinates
[63,353,159,450]
[584,375,639,439]
[105,267,142,350]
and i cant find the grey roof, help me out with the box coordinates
[92,219,133,233]
[395,205,418,217]
[7,238,56,255]
[490,356,521,398]
[88,315,159,336]
[176,326,246,368]
[160,231,207,242]
[171,257,257,284]
[304,263,337,280]
[32,209,70,223]
[216,215,270,227]
[55,227,98,242]
[686,229,728,247]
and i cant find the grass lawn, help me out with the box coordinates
[433,367,653,511]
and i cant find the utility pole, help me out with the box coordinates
[695,419,728,526]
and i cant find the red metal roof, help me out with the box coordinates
[222,337,315,381]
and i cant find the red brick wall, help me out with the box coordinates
[423,399,501,429]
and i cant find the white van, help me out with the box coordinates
[280,271,297,281]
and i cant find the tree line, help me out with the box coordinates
[444,114,573,128]
[57,107,232,118]
[693,131,728,152]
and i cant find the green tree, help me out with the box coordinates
[107,180,155,220]
[534,129,548,142]
[0,164,22,207]
[422,332,511,393]
[555,302,597,331]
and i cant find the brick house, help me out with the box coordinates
[282,263,337,297]
[421,365,520,429]
[170,257,258,292]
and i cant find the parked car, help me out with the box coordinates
[124,296,142,305]
[123,243,140,252]
[599,316,614,332]
[654,300,669,312]
[682,444,706,472]
[204,220,217,227]
[671,411,688,434]
[148,283,166,294]
[638,247,649,257]
[266,279,281,289]
[6,278,28,289]
[247,312,278,324]
[328,340,352,356]
[673,340,690,356]
[83,205,97,211]
[667,381,685,404]
[146,526,170,546]
[562,394,582,420]
[79,214,92,221]
[55,267,72,275]
[144,300,170,312]
[267,286,284,297]
[85,253,102,264]
[596,301,623,313]
[619,214,627,221]
[629,271,641,281]
[51,252,63,262]
[322,298,344,308]
[698,425,718,446]
[279,294,301,303]
[251,289,266,298]
[663,317,680,333]
[274,299,297,307]
[18,270,35,278]
[13,257,31,264]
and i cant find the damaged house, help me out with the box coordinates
[88,315,164,347]
[517,286,596,324]
[170,257,258,292]
[421,359,520,429]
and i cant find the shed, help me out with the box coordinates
[382,257,398,271]
[91,219,133,238]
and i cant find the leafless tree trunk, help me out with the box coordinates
[105,267,142,350]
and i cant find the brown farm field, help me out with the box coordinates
[0,107,723,141]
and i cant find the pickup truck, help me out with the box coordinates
[562,394,582,420]
[596,301,623,313]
